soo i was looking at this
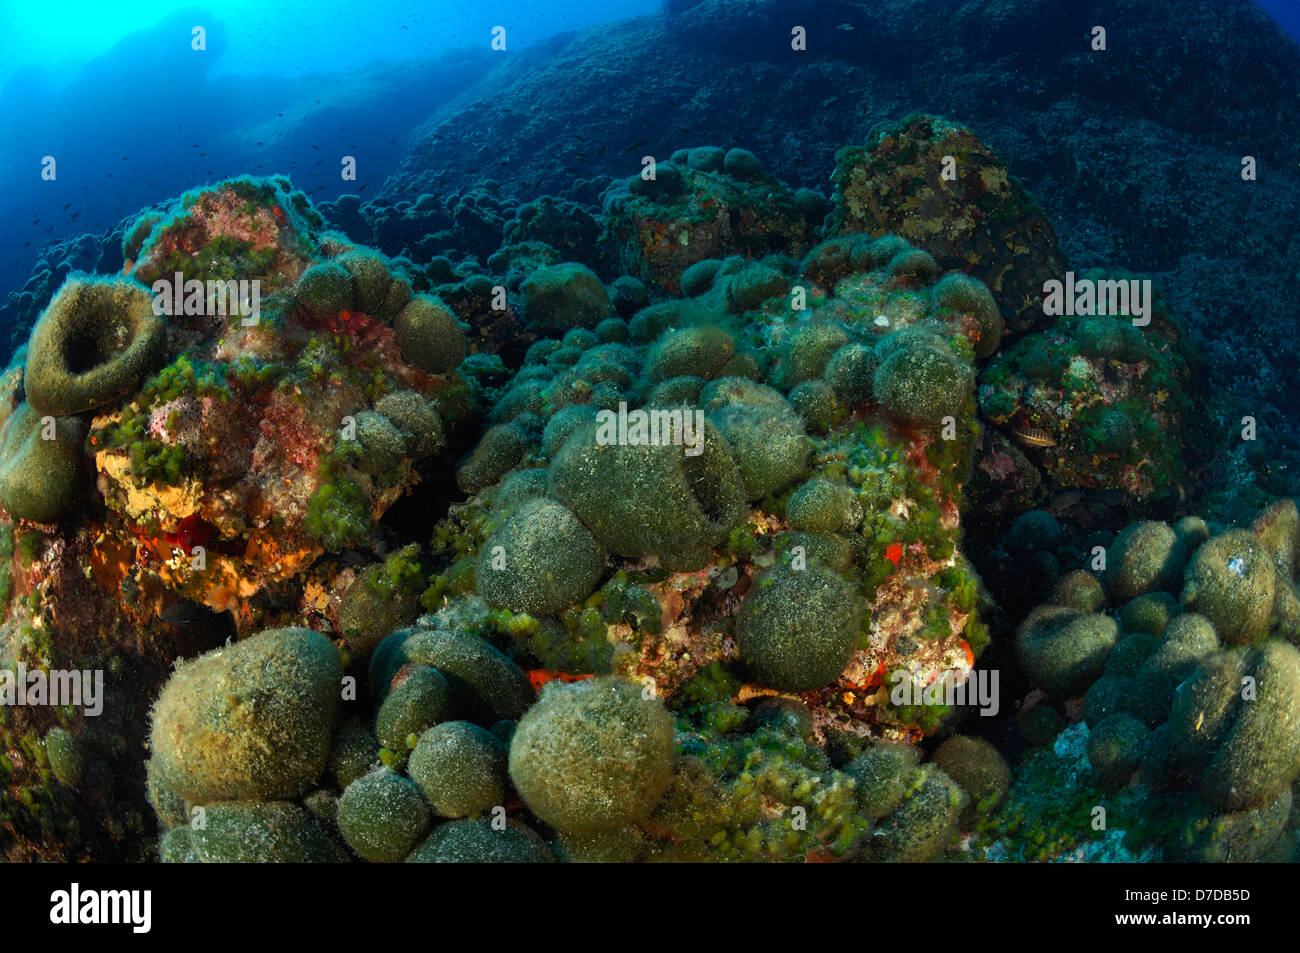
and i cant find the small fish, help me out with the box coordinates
[1048,490,1083,513]
[1013,427,1057,448]
[158,598,202,626]
[884,541,903,566]
[626,138,649,153]
[1228,556,1247,576]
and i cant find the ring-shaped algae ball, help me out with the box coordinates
[508,677,675,833]
[24,276,165,416]
[477,497,605,617]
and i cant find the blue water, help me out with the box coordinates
[0,0,660,309]
[1,0,1297,324]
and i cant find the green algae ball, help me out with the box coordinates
[872,340,972,429]
[723,147,763,181]
[1105,520,1185,602]
[844,741,920,818]
[296,262,354,315]
[1119,590,1178,636]
[407,818,555,863]
[782,321,849,386]
[823,342,878,405]
[351,410,406,475]
[863,764,967,862]
[680,259,723,297]
[1050,570,1106,612]
[477,497,604,617]
[888,248,940,283]
[775,530,853,575]
[931,736,1010,815]
[188,802,347,863]
[1094,408,1136,454]
[408,720,508,818]
[1083,674,1134,727]
[1015,606,1119,698]
[1181,529,1276,645]
[1103,631,1158,678]
[1129,612,1220,725]
[149,627,341,803]
[374,390,443,459]
[1086,713,1148,790]
[788,379,841,433]
[400,628,535,724]
[456,422,527,495]
[25,277,165,416]
[645,326,734,383]
[723,262,789,313]
[1165,789,1293,864]
[548,416,746,570]
[931,272,1002,358]
[786,477,862,534]
[1168,641,1300,812]
[702,377,809,501]
[508,677,675,833]
[337,545,425,655]
[328,717,380,790]
[0,403,87,522]
[337,249,395,314]
[44,727,82,787]
[337,769,431,862]
[1018,700,1066,747]
[374,665,454,752]
[394,295,467,374]
[737,564,860,692]
[520,263,612,333]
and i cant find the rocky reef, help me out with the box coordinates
[0,108,1292,864]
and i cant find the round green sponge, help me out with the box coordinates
[508,677,675,833]
[148,627,341,803]
[394,295,467,374]
[476,497,605,617]
[737,564,860,692]
[408,720,508,818]
[0,403,87,522]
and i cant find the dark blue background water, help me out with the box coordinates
[1,0,1297,342]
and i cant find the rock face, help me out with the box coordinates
[378,0,1300,440]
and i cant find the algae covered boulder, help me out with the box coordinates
[336,769,431,862]
[148,627,341,804]
[508,677,675,833]
[1167,640,1300,812]
[183,802,347,863]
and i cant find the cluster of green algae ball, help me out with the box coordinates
[999,499,1300,861]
